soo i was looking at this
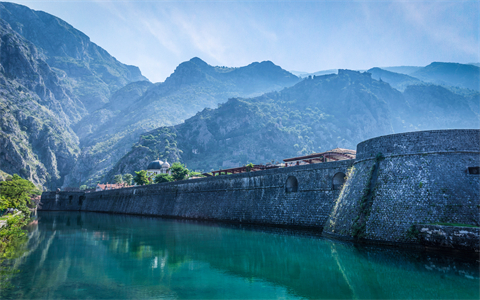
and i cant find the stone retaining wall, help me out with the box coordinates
[41,160,353,229]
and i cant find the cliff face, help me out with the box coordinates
[0,2,147,113]
[0,20,79,188]
[0,2,148,189]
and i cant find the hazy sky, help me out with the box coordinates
[7,0,480,82]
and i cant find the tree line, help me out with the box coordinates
[114,162,204,187]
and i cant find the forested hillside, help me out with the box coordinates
[107,69,479,179]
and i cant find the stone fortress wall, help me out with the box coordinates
[323,129,480,244]
[41,160,353,228]
[41,129,480,249]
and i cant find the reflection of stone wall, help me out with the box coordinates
[41,160,353,229]
[324,129,480,244]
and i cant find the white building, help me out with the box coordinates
[146,159,171,178]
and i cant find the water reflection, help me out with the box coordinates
[1,212,478,299]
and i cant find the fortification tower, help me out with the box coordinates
[323,129,480,243]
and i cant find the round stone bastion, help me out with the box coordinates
[323,129,480,245]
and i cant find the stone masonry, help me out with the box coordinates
[323,129,480,245]
[41,160,353,229]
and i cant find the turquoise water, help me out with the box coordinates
[1,211,478,299]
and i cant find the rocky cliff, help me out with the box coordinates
[0,2,147,188]
[0,2,147,112]
[0,20,79,188]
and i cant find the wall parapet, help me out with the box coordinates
[356,129,480,161]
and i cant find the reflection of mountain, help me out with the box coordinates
[4,212,479,299]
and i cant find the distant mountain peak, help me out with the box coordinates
[246,60,279,69]
[189,57,210,68]
[412,62,480,91]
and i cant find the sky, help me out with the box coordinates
[7,0,480,82]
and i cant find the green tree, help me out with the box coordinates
[133,170,149,186]
[113,174,123,184]
[123,174,133,185]
[154,173,174,184]
[79,185,87,190]
[189,171,205,178]
[169,162,189,181]
[0,174,40,215]
[245,163,254,172]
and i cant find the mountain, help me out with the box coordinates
[0,2,148,188]
[107,70,398,175]
[411,62,480,91]
[0,20,80,189]
[0,2,148,113]
[62,58,300,187]
[367,67,422,91]
[0,2,301,188]
[108,69,479,178]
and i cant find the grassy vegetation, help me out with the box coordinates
[429,222,480,228]
[0,175,38,290]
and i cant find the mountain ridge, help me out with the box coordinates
[0,1,148,113]
[107,68,479,180]
[62,57,301,187]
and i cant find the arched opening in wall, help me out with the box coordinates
[332,172,346,190]
[79,195,85,206]
[68,195,73,204]
[285,176,298,193]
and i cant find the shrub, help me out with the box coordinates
[123,174,133,185]
[154,173,174,184]
[169,163,189,181]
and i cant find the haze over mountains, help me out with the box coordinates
[0,2,478,189]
